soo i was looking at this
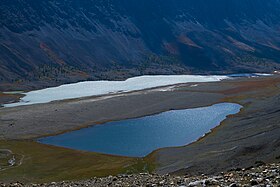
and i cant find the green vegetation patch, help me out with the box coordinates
[0,140,155,183]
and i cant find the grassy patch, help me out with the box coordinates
[0,140,155,183]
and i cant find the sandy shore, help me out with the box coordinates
[0,75,279,179]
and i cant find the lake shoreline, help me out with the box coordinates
[4,74,230,107]
[38,103,242,157]
[0,75,267,140]
[0,75,279,182]
[2,73,268,107]
[154,76,280,175]
[0,80,227,140]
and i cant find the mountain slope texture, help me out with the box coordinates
[1,0,280,90]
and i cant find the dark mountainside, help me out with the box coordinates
[1,0,280,90]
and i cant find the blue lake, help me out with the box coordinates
[38,103,242,157]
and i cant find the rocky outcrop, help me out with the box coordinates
[1,163,279,186]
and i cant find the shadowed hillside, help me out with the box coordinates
[1,0,280,90]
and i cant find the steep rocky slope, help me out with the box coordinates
[1,0,280,90]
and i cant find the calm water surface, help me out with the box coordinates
[5,75,228,107]
[38,103,242,157]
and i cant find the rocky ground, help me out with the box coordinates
[1,163,279,187]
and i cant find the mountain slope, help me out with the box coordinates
[1,0,280,90]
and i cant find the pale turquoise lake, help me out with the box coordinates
[38,103,242,157]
